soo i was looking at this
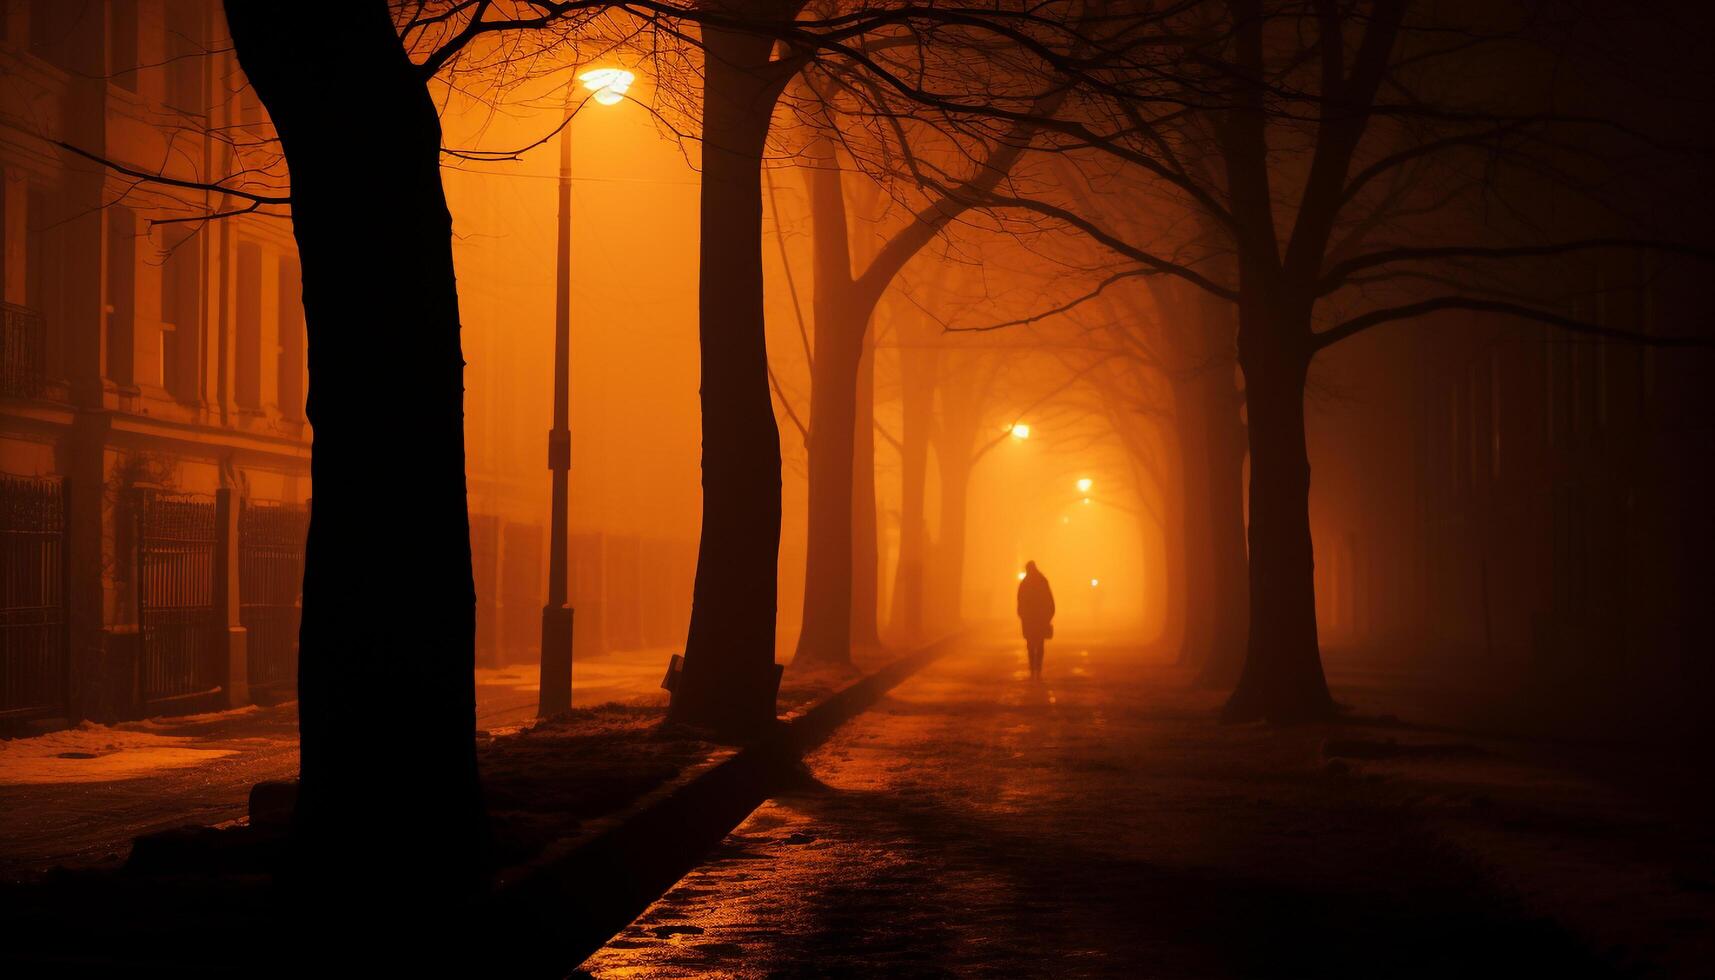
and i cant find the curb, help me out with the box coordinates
[483,635,960,977]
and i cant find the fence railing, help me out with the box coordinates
[0,303,48,399]
[240,500,307,691]
[0,476,67,717]
[137,490,219,702]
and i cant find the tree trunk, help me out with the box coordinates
[928,369,982,633]
[930,446,972,631]
[850,330,882,647]
[671,25,784,734]
[890,344,936,639]
[792,308,863,667]
[1225,312,1333,722]
[225,1,484,888]
[792,138,866,669]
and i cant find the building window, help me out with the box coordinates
[160,227,201,400]
[276,255,304,419]
[28,0,70,69]
[163,0,205,114]
[106,205,136,385]
[24,185,66,383]
[235,240,262,409]
[109,0,139,92]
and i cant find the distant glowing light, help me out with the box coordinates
[579,67,635,106]
[1062,515,1071,524]
[1017,571,1027,581]
[1010,423,1030,440]
[1081,497,1091,505]
[1076,478,1092,493]
[1090,578,1100,588]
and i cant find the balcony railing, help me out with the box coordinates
[1,303,48,398]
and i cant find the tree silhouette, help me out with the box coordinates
[224,0,485,890]
[956,0,1710,721]
[789,94,1048,667]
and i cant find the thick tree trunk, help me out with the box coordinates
[850,333,882,647]
[927,382,983,633]
[792,139,865,669]
[1225,311,1333,722]
[671,25,784,734]
[225,1,484,888]
[792,308,863,667]
[890,344,937,639]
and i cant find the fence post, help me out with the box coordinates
[214,488,248,707]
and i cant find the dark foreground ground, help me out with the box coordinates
[581,634,1714,978]
[0,651,670,880]
[2,633,1711,976]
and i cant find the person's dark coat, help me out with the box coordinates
[1017,566,1055,641]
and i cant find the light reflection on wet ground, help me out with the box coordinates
[579,634,1602,978]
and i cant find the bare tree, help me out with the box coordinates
[790,97,1049,665]
[223,0,487,894]
[953,0,1711,721]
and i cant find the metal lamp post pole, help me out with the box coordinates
[538,88,577,718]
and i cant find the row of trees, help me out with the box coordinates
[98,0,1702,900]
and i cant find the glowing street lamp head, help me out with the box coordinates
[1090,578,1100,588]
[579,68,635,106]
[1076,477,1093,493]
[1017,571,1027,581]
[1010,423,1030,440]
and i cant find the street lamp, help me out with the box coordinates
[578,68,635,106]
[540,67,634,719]
[1076,477,1092,493]
[1010,422,1031,440]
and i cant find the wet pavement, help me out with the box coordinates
[580,634,1623,978]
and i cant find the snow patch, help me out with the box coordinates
[0,723,237,785]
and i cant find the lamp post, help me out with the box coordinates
[539,67,634,719]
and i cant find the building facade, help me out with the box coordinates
[1,1,309,726]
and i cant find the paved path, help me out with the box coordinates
[579,633,1675,978]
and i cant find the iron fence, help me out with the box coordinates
[138,490,219,701]
[0,476,67,717]
[1,303,48,398]
[240,500,307,691]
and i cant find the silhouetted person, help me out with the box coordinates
[1017,561,1056,680]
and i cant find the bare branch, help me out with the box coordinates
[1314,295,1712,351]
[1319,239,1712,296]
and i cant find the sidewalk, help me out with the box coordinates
[0,641,941,973]
[0,646,677,880]
[581,631,1715,977]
